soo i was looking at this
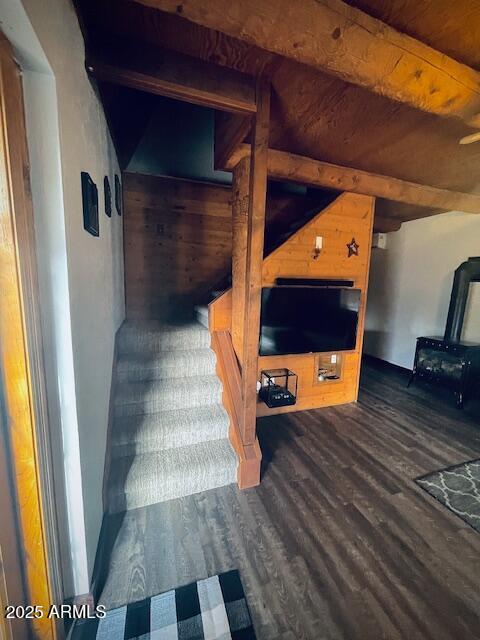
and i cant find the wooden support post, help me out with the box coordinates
[240,77,270,445]
[231,157,250,363]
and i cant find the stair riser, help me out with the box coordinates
[116,353,216,383]
[118,330,211,355]
[112,418,230,456]
[111,424,229,458]
[114,384,223,418]
[111,404,230,455]
[108,464,236,513]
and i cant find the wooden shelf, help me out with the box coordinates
[315,353,343,385]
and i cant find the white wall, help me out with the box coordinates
[1,0,125,596]
[365,211,480,370]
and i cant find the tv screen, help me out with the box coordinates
[259,286,361,356]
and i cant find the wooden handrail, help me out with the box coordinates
[211,331,262,489]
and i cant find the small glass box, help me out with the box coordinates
[259,368,298,408]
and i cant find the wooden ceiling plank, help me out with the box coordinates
[135,0,480,127]
[87,43,256,114]
[225,144,480,214]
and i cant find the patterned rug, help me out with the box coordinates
[72,570,256,639]
[416,459,480,532]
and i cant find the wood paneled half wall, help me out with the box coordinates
[209,191,374,417]
[258,192,374,416]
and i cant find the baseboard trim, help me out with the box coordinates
[102,323,123,509]
[90,322,123,603]
[363,353,412,376]
[89,513,108,603]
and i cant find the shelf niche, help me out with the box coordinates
[315,353,343,384]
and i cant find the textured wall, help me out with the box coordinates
[4,0,125,595]
[365,211,480,369]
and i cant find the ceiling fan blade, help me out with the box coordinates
[459,131,480,145]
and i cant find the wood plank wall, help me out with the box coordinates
[123,172,321,322]
[258,192,374,416]
[123,172,233,321]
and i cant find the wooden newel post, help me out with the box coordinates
[239,76,270,445]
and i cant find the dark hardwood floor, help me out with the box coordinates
[92,359,480,639]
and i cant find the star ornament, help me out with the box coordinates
[347,237,359,257]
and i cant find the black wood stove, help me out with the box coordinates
[409,257,480,408]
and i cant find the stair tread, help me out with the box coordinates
[118,321,211,354]
[120,320,209,333]
[194,305,208,314]
[194,305,209,330]
[111,403,230,454]
[114,374,223,417]
[118,346,214,365]
[115,374,222,404]
[108,438,237,512]
[117,347,216,381]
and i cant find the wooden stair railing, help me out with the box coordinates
[210,328,262,489]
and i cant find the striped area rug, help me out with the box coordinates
[71,570,256,639]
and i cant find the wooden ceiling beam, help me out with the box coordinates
[225,143,480,214]
[86,40,256,114]
[373,216,402,233]
[135,0,480,128]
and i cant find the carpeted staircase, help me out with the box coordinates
[107,321,237,513]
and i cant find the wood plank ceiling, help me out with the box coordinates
[76,0,480,228]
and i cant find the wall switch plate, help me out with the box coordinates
[331,354,337,364]
[372,232,387,249]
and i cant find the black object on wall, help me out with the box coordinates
[259,287,361,355]
[81,171,99,237]
[104,176,112,217]
[276,278,355,288]
[444,257,480,343]
[115,174,122,216]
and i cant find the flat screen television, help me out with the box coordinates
[259,286,361,356]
